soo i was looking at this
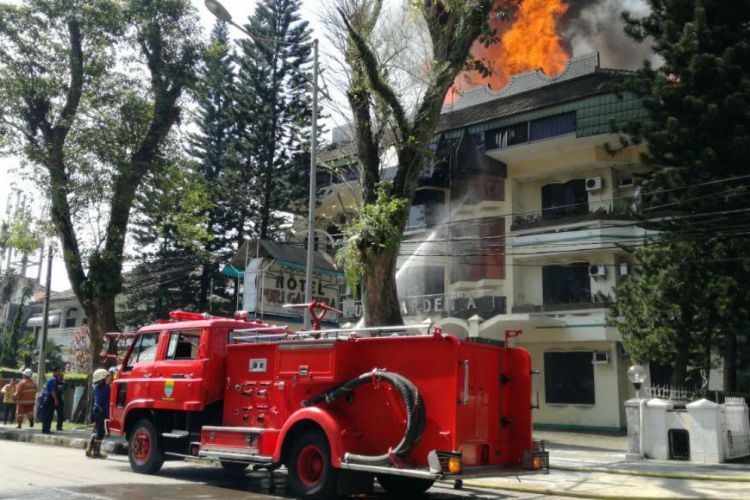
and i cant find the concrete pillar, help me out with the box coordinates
[644,398,673,460]
[468,314,483,339]
[625,397,641,457]
[687,398,725,463]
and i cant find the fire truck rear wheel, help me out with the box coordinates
[287,429,338,499]
[128,418,164,474]
[377,474,435,496]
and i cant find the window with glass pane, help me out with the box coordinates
[544,351,595,405]
[542,263,591,305]
[397,266,445,300]
[541,179,588,220]
[451,219,505,282]
[166,331,202,360]
[125,333,160,370]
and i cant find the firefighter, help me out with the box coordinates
[40,367,62,434]
[14,369,36,429]
[85,369,110,459]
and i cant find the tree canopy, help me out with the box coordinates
[612,0,750,390]
[0,0,201,373]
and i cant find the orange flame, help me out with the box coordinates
[446,0,570,106]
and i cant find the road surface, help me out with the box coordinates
[0,440,556,499]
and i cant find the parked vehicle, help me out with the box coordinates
[108,305,548,498]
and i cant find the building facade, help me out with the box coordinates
[317,53,650,431]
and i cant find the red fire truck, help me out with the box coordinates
[108,306,548,498]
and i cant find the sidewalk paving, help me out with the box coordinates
[464,430,750,499]
[0,422,127,455]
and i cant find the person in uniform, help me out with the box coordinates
[55,370,66,431]
[1,378,17,424]
[41,367,62,434]
[14,369,37,429]
[85,368,110,458]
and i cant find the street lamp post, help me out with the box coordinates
[627,364,648,459]
[205,0,319,329]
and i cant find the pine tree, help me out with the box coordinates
[235,0,313,240]
[613,0,750,390]
[123,159,211,326]
[187,20,249,312]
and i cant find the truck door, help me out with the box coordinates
[119,331,162,406]
[153,329,205,406]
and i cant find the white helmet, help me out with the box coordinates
[22,368,32,378]
[92,368,108,384]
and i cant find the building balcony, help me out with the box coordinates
[511,218,646,259]
[511,196,637,231]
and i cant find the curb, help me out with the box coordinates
[0,429,127,455]
[551,464,750,482]
[463,480,695,500]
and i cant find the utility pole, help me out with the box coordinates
[303,38,319,330]
[36,240,55,390]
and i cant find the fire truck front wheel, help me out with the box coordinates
[286,429,339,499]
[128,418,165,474]
[377,474,435,496]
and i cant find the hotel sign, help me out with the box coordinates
[244,258,341,322]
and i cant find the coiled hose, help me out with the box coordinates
[302,369,425,465]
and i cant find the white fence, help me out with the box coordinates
[722,397,750,460]
[626,395,750,463]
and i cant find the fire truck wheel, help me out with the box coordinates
[128,419,165,474]
[220,461,250,473]
[376,475,435,497]
[287,430,338,499]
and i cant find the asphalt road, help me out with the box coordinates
[0,440,557,500]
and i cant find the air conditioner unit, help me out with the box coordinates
[589,264,607,278]
[618,176,635,188]
[618,262,632,277]
[586,176,603,192]
[592,351,610,364]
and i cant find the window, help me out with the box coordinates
[452,175,505,205]
[487,122,528,149]
[529,112,576,141]
[542,263,591,306]
[544,351,595,405]
[541,179,588,220]
[397,265,445,300]
[451,219,505,282]
[408,189,447,229]
[65,308,78,328]
[165,330,202,360]
[124,333,160,370]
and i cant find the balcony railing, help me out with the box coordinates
[512,301,609,314]
[512,197,637,231]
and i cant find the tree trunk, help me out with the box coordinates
[671,347,689,387]
[723,331,737,392]
[362,247,402,326]
[86,297,118,370]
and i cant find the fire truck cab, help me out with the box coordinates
[109,309,548,498]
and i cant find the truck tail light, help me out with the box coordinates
[427,450,462,475]
[523,440,549,471]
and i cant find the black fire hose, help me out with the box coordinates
[302,369,425,466]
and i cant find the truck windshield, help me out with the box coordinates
[124,333,160,370]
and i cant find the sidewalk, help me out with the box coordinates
[0,422,127,455]
[464,430,750,499]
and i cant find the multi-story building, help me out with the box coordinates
[317,53,650,431]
